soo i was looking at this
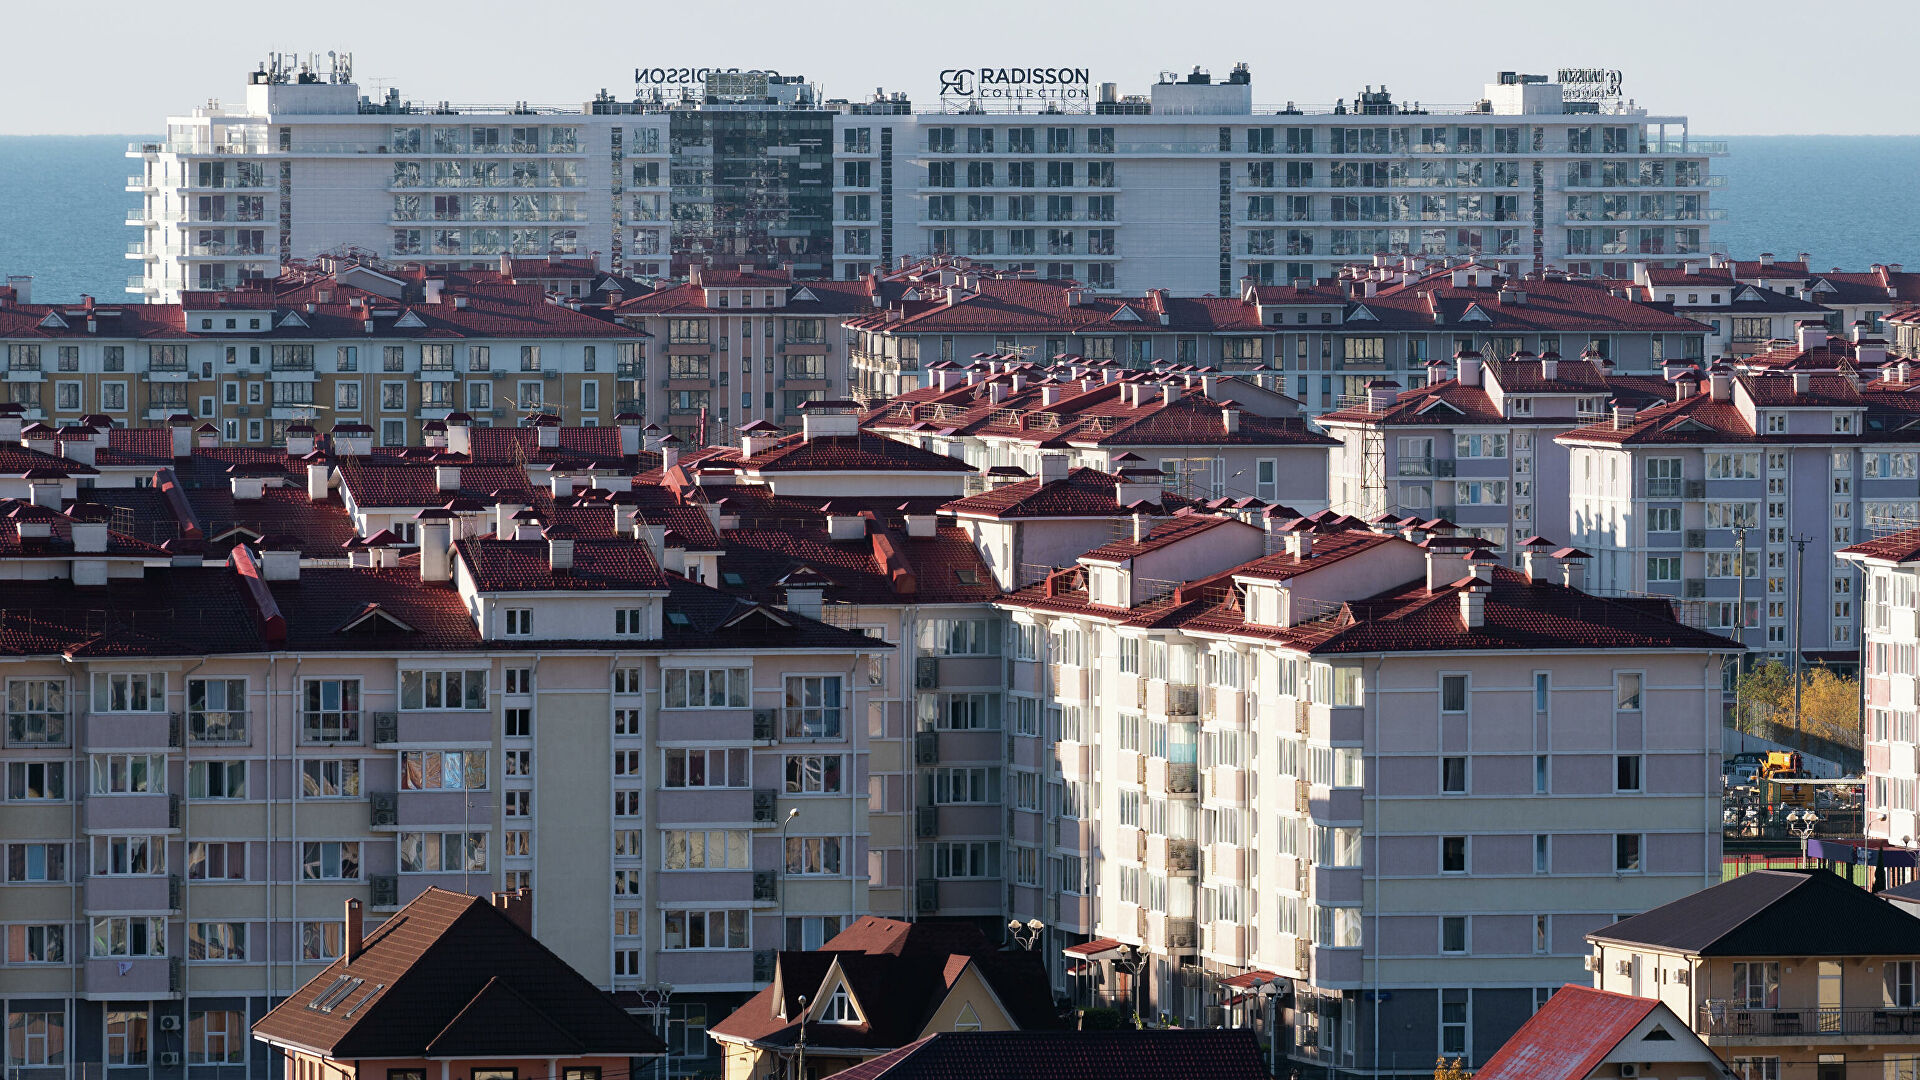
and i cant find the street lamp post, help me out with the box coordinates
[779,807,800,948]
[1112,943,1146,1028]
[1007,918,1045,950]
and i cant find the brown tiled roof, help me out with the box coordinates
[710,918,1062,1053]
[456,538,668,592]
[251,888,664,1059]
[739,432,974,474]
[1474,987,1664,1080]
[1842,526,1920,564]
[940,468,1195,519]
[1079,511,1241,562]
[822,1031,1268,1080]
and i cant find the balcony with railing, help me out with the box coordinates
[1697,1004,1920,1041]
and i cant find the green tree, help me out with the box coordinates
[1733,660,1861,749]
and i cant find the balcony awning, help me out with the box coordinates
[1063,937,1125,960]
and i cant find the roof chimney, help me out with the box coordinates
[1222,407,1242,433]
[1037,454,1068,486]
[1612,404,1638,429]
[436,465,462,492]
[1456,351,1483,387]
[1791,372,1812,394]
[546,525,576,572]
[1459,583,1486,629]
[345,898,364,962]
[417,509,454,583]
[1796,322,1829,353]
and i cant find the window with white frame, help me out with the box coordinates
[400,670,488,710]
[663,747,750,788]
[90,672,166,712]
[399,831,488,873]
[662,829,750,870]
[401,750,488,790]
[300,759,360,798]
[663,668,749,708]
[784,754,844,794]
[661,909,749,950]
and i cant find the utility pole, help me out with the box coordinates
[1791,534,1811,753]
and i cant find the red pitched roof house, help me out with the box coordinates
[253,889,663,1076]
[1476,985,1728,1080]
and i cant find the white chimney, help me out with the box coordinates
[1161,385,1177,406]
[435,465,462,492]
[418,512,453,582]
[1286,530,1313,558]
[1131,512,1149,543]
[1540,356,1557,380]
[230,476,265,501]
[261,546,301,582]
[826,513,866,542]
[494,499,525,539]
[1456,353,1483,387]
[546,527,576,572]
[1612,404,1638,430]
[1709,373,1732,401]
[68,514,107,554]
[307,463,330,502]
[1425,548,1471,591]
[903,514,937,539]
[284,427,315,457]
[1222,407,1241,433]
[1037,454,1068,485]
[445,415,473,456]
[1796,322,1829,353]
[1459,585,1486,628]
[551,473,574,499]
[537,424,559,449]
[1791,372,1812,394]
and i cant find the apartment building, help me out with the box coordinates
[1839,527,1920,852]
[131,59,1718,300]
[0,429,889,1077]
[1317,352,1673,555]
[1589,869,1920,1080]
[862,366,1335,509]
[844,258,1710,415]
[1723,253,1920,336]
[0,263,644,447]
[1559,329,1915,669]
[1631,262,1831,359]
[603,266,871,442]
[995,511,1733,1074]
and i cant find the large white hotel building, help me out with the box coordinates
[129,58,1721,301]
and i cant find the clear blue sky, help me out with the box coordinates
[5,0,1917,135]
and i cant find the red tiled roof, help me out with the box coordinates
[1842,526,1920,564]
[1473,986,1660,1080]
[338,461,547,509]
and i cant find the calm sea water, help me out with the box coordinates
[2,133,1918,303]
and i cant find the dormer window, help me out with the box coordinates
[1687,294,1698,304]
[1836,414,1855,434]
[820,985,860,1024]
[1766,414,1786,434]
[1509,397,1533,416]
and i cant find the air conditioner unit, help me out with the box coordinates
[1585,955,1602,972]
[157,1015,182,1032]
[1620,1065,1640,1078]
[1673,968,1690,985]
[1615,959,1633,975]
[160,1052,181,1067]
[914,656,939,689]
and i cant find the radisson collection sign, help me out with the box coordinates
[938,66,1092,103]
[633,67,782,86]
[1557,67,1625,103]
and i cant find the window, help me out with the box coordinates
[7,761,64,801]
[400,670,487,710]
[1732,961,1780,1008]
[399,831,488,873]
[301,759,360,798]
[926,692,1002,731]
[301,921,344,961]
[7,843,66,882]
[920,618,1002,656]
[503,608,532,636]
[91,916,166,958]
[188,922,247,961]
[1534,834,1550,874]
[187,678,246,742]
[931,766,1001,804]
[614,608,645,636]
[662,909,750,950]
[187,842,245,880]
[93,835,165,876]
[104,1010,148,1067]
[401,750,489,790]
[186,1011,244,1064]
[1441,916,1467,953]
[932,841,1000,878]
[7,1011,64,1067]
[662,829,750,870]
[90,672,165,712]
[785,836,844,875]
[91,754,166,794]
[301,842,361,880]
[1616,754,1643,792]
[785,675,843,739]
[785,754,844,794]
[1615,833,1642,872]
[6,679,67,745]
[1440,674,1467,713]
[1440,756,1467,794]
[187,760,246,799]
[6,925,65,963]
[1441,836,1467,873]
[301,679,361,742]
[664,668,749,708]
[1440,989,1469,1057]
[663,747,750,788]
[1615,672,1643,710]
[820,985,859,1023]
[1646,556,1681,582]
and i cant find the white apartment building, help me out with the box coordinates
[1841,529,1920,853]
[130,58,1719,300]
[996,511,1733,1075]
